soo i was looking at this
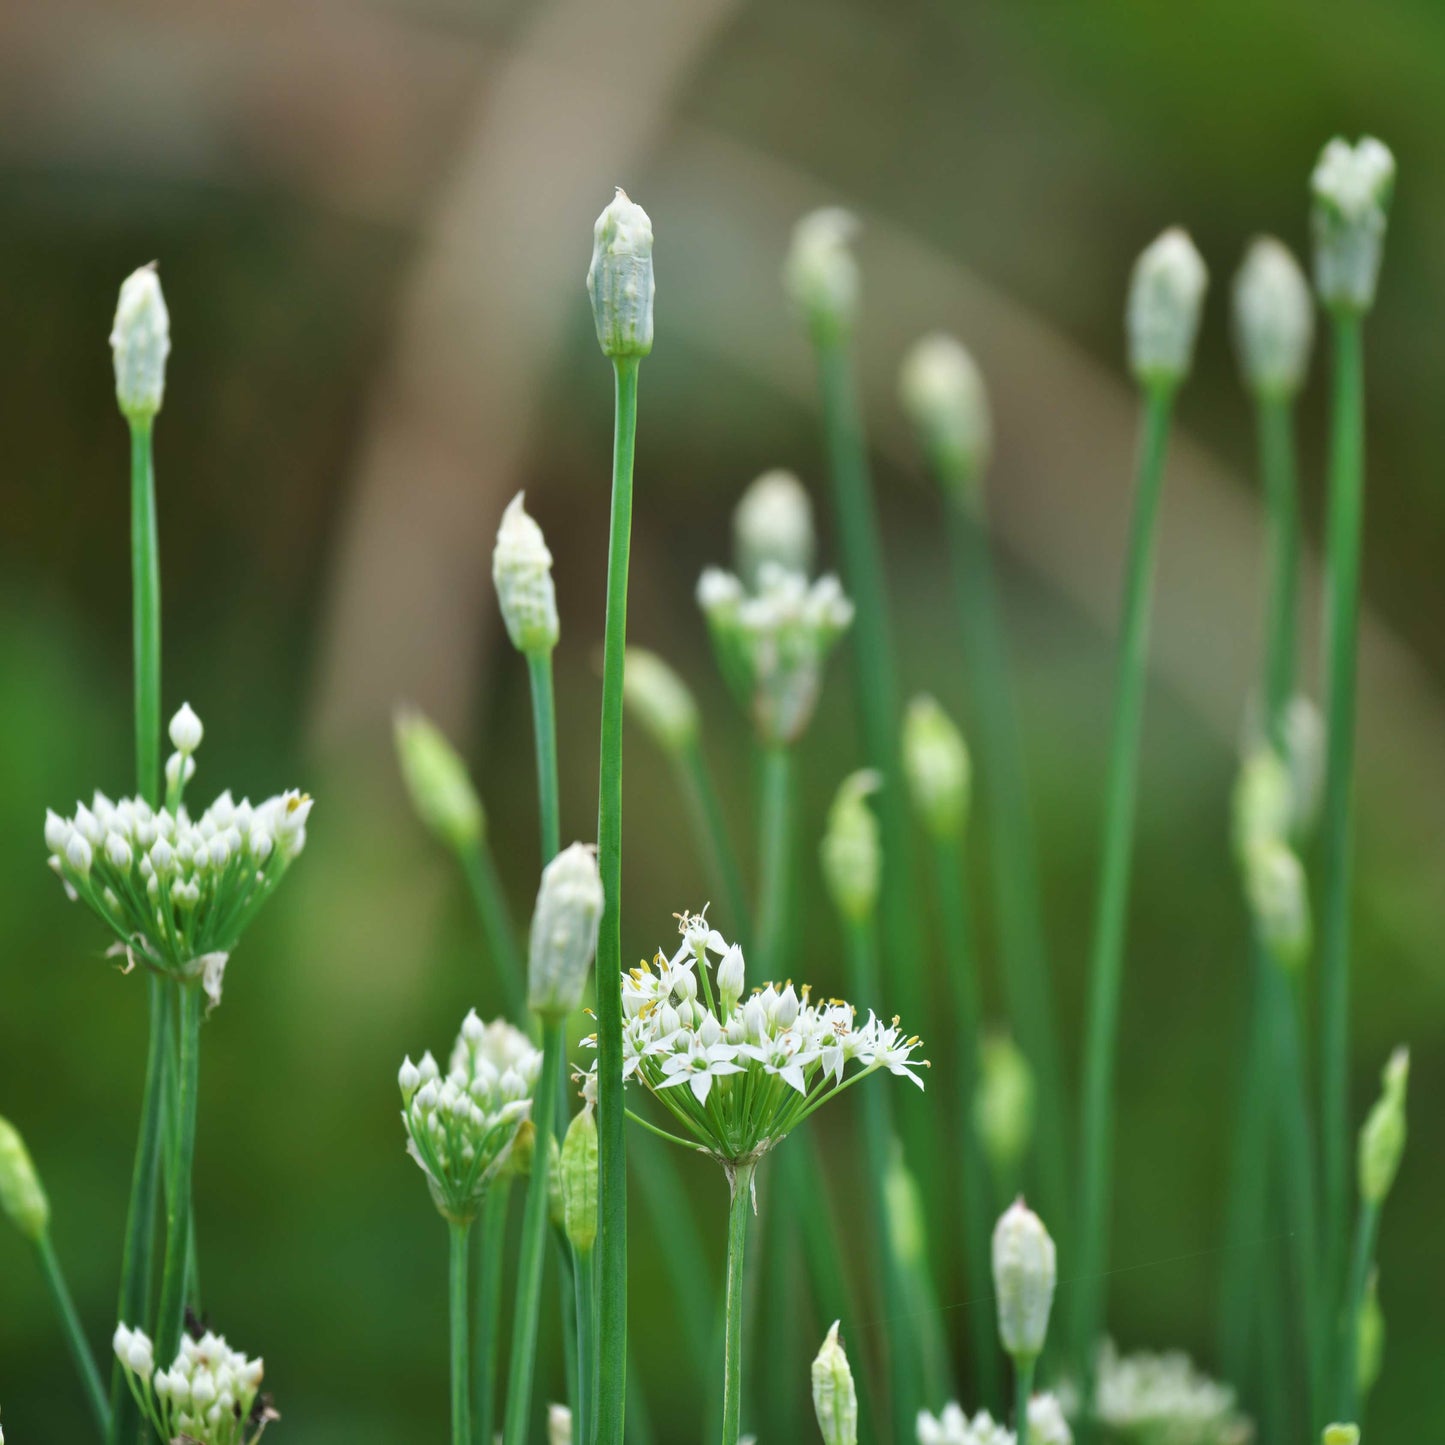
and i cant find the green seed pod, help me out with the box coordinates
[587,189,654,359]
[733,470,816,589]
[898,333,993,491]
[992,1197,1056,1364]
[110,264,170,421]
[1358,1046,1409,1206]
[1126,227,1208,390]
[0,1115,50,1243]
[1322,1426,1360,1445]
[528,843,604,1022]
[1232,237,1314,401]
[493,493,559,656]
[561,1105,598,1255]
[623,648,699,757]
[1356,1267,1384,1406]
[810,1320,858,1445]
[975,1033,1035,1184]
[1244,838,1312,973]
[820,770,882,925]
[902,695,971,842]
[785,208,859,345]
[1311,136,1395,315]
[394,707,484,852]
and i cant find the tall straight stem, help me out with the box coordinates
[755,745,791,976]
[35,1231,111,1437]
[574,1246,596,1445]
[1073,385,1176,1413]
[156,981,202,1364]
[941,483,1068,1237]
[1258,396,1301,735]
[1014,1356,1036,1445]
[503,1018,566,1445]
[129,421,161,805]
[474,1175,511,1445]
[527,651,562,865]
[677,739,750,944]
[594,354,640,1445]
[450,1220,473,1445]
[721,1159,757,1445]
[1318,311,1365,1327]
[458,841,526,1021]
[1340,1197,1380,1423]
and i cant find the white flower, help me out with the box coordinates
[116,1321,271,1445]
[1072,1340,1252,1445]
[916,1403,1013,1445]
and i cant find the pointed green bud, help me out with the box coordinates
[622,648,699,757]
[975,1033,1035,1182]
[1322,1427,1360,1445]
[811,1320,858,1445]
[1356,1267,1384,1406]
[992,1197,1056,1363]
[898,333,993,490]
[820,770,882,925]
[493,493,559,655]
[561,1104,598,1255]
[0,1115,50,1243]
[1358,1046,1408,1206]
[1311,136,1395,314]
[527,843,604,1021]
[587,189,654,359]
[733,470,816,588]
[1127,227,1208,389]
[785,208,859,344]
[902,695,971,841]
[1232,746,1292,863]
[883,1145,927,1272]
[1244,838,1312,973]
[1232,238,1315,401]
[394,708,483,851]
[110,264,170,421]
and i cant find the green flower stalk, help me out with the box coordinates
[1355,1268,1383,1410]
[562,1105,599,1445]
[1074,227,1206,1415]
[812,1321,858,1445]
[1,1116,110,1435]
[587,187,654,1445]
[899,333,1069,1244]
[1310,137,1396,1344]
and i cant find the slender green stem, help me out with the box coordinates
[574,1245,596,1445]
[35,1231,111,1437]
[129,420,161,807]
[458,840,526,1021]
[594,354,640,1445]
[503,1018,566,1445]
[721,1159,757,1445]
[1258,396,1301,737]
[156,981,202,1364]
[1014,1356,1036,1445]
[941,479,1069,1238]
[1073,384,1177,1415]
[527,650,562,865]
[474,1176,511,1445]
[755,744,790,977]
[450,1219,473,1445]
[1318,311,1366,1336]
[555,1232,580,1424]
[1340,1197,1381,1423]
[676,739,751,945]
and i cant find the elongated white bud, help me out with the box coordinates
[785,208,859,342]
[111,264,170,421]
[1127,228,1208,388]
[527,843,604,1020]
[493,493,559,655]
[394,708,484,852]
[0,1115,50,1242]
[1311,136,1395,314]
[903,695,971,841]
[587,189,654,359]
[1358,1046,1408,1205]
[811,1320,858,1445]
[622,648,699,756]
[169,702,203,754]
[1232,238,1314,400]
[899,333,993,488]
[716,943,745,1015]
[820,770,882,925]
[733,470,815,587]
[560,1104,598,1254]
[992,1197,1056,1362]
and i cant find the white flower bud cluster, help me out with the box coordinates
[1126,228,1209,389]
[1232,238,1314,400]
[113,1322,271,1445]
[110,264,171,421]
[587,189,655,359]
[622,648,699,757]
[1311,136,1396,314]
[915,1395,1072,1445]
[493,493,560,656]
[527,843,604,1021]
[399,1010,541,1224]
[1080,1341,1252,1445]
[733,470,816,589]
[785,208,860,342]
[585,910,925,1166]
[899,334,993,490]
[697,562,854,746]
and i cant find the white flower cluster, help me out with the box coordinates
[399,1011,542,1224]
[590,911,924,1166]
[44,709,310,1003]
[697,563,853,745]
[1079,1341,1253,1445]
[114,1322,274,1445]
[916,1395,1071,1445]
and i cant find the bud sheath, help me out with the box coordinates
[527,843,604,1020]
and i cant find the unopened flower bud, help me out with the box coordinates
[975,1033,1034,1185]
[1127,228,1208,389]
[1232,238,1314,400]
[398,1056,421,1103]
[903,695,971,841]
[1244,839,1311,972]
[394,708,484,852]
[1311,136,1396,314]
[899,333,993,488]
[527,843,604,1020]
[587,189,654,359]
[561,1105,598,1255]
[548,1404,573,1445]
[66,831,93,877]
[717,944,745,1015]
[493,493,559,655]
[1356,1267,1383,1405]
[623,648,699,756]
[992,1197,1056,1362]
[1322,1427,1360,1445]
[110,264,170,421]
[164,752,195,792]
[169,702,203,754]
[1233,747,1292,863]
[0,1116,50,1242]
[883,1145,927,1272]
[733,470,816,587]
[820,770,882,925]
[1358,1046,1408,1206]
[785,208,859,343]
[1029,1393,1074,1445]
[811,1320,858,1445]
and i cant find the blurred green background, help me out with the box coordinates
[1,0,1441,1439]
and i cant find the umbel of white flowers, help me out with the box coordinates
[493,492,560,656]
[697,562,854,746]
[586,909,925,1170]
[111,263,171,422]
[992,1197,1056,1365]
[917,1395,1072,1445]
[1232,237,1315,401]
[44,705,311,1007]
[622,647,699,758]
[785,207,860,343]
[899,333,993,489]
[1126,227,1209,390]
[114,1321,275,1445]
[587,188,654,359]
[399,1011,541,1225]
[1311,135,1396,315]
[527,842,604,1022]
[733,469,816,588]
